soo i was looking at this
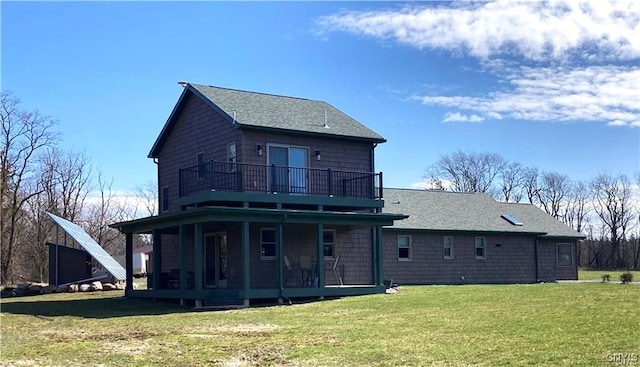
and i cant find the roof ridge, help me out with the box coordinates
[498,201,535,207]
[189,83,314,102]
[385,188,492,196]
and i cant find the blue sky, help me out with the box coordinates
[2,1,639,194]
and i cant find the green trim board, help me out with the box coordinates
[177,190,384,210]
[125,285,385,301]
[111,206,407,234]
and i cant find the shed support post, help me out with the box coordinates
[125,233,133,293]
[152,230,161,290]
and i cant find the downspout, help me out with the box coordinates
[534,235,540,283]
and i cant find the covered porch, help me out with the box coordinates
[111,207,406,307]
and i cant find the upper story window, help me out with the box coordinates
[398,235,411,261]
[444,236,454,259]
[197,152,206,179]
[161,187,169,212]
[557,243,573,267]
[260,228,276,260]
[323,229,336,259]
[475,237,486,259]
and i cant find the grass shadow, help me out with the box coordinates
[0,295,189,319]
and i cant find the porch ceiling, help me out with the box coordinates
[110,206,407,234]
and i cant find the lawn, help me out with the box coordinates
[579,269,639,282]
[1,283,638,366]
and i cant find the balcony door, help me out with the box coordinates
[204,232,228,288]
[268,145,308,194]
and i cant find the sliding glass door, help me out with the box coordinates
[268,145,308,194]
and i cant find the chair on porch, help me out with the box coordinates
[299,255,314,287]
[168,268,180,289]
[332,255,343,286]
[283,255,300,287]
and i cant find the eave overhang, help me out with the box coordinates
[111,206,408,234]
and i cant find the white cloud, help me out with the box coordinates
[316,0,640,61]
[416,66,640,126]
[442,112,485,123]
[316,1,640,127]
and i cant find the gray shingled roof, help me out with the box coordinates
[189,83,385,142]
[382,188,584,238]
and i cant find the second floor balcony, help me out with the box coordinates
[178,161,383,208]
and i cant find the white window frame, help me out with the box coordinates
[397,235,412,261]
[444,236,454,259]
[197,151,206,179]
[161,187,169,212]
[323,229,336,259]
[557,243,573,267]
[474,237,486,259]
[227,142,237,172]
[260,228,276,260]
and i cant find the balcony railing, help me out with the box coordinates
[179,161,383,200]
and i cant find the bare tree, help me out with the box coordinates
[1,92,59,284]
[18,148,93,281]
[536,171,571,219]
[591,173,634,268]
[522,166,539,204]
[427,150,506,193]
[82,171,127,256]
[135,180,158,217]
[499,162,525,202]
[563,180,590,233]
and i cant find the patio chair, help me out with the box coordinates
[299,255,314,287]
[332,254,343,286]
[283,255,300,287]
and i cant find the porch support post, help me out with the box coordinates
[242,220,250,304]
[316,223,325,287]
[152,229,161,290]
[276,221,284,302]
[125,232,133,293]
[375,225,384,286]
[194,223,203,290]
[179,225,188,290]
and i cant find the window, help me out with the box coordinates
[161,187,169,212]
[475,237,486,259]
[323,229,336,258]
[227,143,237,172]
[444,236,454,259]
[260,228,276,260]
[197,152,206,179]
[398,235,411,261]
[557,243,573,267]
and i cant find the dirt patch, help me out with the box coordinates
[214,323,282,333]
[100,339,150,355]
[217,344,297,367]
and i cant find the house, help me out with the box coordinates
[111,83,582,307]
[381,189,584,284]
[110,83,407,307]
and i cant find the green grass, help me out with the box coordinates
[579,268,639,281]
[2,284,639,366]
